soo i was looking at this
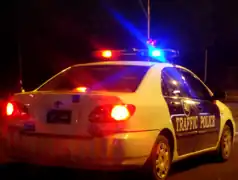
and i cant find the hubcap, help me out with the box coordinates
[222,129,232,158]
[155,142,170,179]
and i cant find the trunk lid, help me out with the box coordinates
[13,91,126,137]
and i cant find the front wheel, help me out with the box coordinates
[145,135,172,180]
[216,125,233,161]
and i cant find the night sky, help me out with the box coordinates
[2,0,238,96]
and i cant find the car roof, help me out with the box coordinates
[60,61,195,77]
[71,60,173,69]
[70,61,197,74]
[71,61,201,84]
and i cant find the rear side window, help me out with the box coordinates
[161,67,189,97]
[38,65,150,92]
[180,69,212,100]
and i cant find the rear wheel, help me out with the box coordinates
[217,125,233,161]
[146,135,172,180]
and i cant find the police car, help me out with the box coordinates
[2,48,236,180]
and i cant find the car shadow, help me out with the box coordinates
[169,153,219,176]
[0,154,220,180]
[0,163,139,180]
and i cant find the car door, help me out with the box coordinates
[161,67,200,156]
[179,68,221,151]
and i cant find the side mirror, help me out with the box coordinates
[212,90,226,100]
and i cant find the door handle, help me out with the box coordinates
[171,101,176,105]
[197,106,203,111]
[170,101,180,106]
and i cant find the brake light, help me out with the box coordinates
[75,86,87,92]
[89,104,136,123]
[4,101,29,119]
[6,102,14,116]
[111,105,130,121]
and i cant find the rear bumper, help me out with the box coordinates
[4,129,159,170]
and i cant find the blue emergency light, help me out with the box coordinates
[151,50,161,57]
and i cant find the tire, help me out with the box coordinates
[145,135,172,180]
[216,125,233,161]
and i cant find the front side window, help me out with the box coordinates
[180,69,212,100]
[161,67,189,97]
[38,65,151,92]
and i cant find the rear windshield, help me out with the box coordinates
[38,65,150,92]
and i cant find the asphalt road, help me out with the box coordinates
[0,137,237,180]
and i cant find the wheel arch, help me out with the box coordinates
[225,119,234,140]
[159,128,175,159]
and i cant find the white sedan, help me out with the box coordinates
[2,59,236,180]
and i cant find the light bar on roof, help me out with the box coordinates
[92,48,179,62]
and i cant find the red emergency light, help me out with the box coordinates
[93,50,124,60]
[101,50,112,58]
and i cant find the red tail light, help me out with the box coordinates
[6,102,15,116]
[89,104,136,123]
[4,101,29,119]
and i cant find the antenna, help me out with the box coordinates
[138,0,151,39]
[147,0,151,39]
[18,44,25,92]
